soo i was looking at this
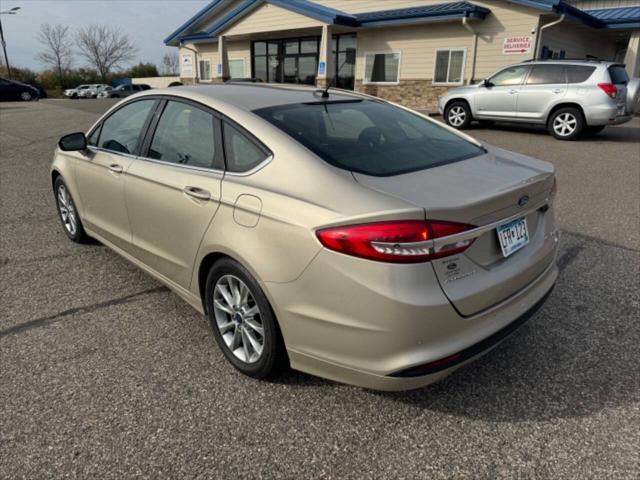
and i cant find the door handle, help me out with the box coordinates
[108,164,123,174]
[183,186,211,201]
[509,89,518,95]
[553,89,564,94]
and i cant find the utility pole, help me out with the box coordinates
[0,6,21,79]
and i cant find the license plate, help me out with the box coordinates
[497,217,529,258]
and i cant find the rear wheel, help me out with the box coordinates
[444,101,472,129]
[20,91,32,101]
[205,258,286,379]
[548,107,584,140]
[54,176,89,243]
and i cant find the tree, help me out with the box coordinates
[76,24,137,82]
[35,23,73,88]
[161,51,179,76]
[128,62,158,78]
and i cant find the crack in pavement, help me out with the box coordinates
[0,286,169,338]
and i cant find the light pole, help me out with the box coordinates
[0,6,20,79]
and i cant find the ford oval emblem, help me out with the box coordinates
[518,195,529,208]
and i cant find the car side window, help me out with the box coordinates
[526,65,566,85]
[489,66,529,87]
[567,66,596,83]
[147,100,220,169]
[223,122,269,173]
[87,125,101,146]
[97,99,156,154]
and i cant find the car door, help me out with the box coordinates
[124,99,224,288]
[0,79,12,100]
[74,98,158,252]
[474,65,530,119]
[517,64,567,121]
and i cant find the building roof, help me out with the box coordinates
[166,0,640,46]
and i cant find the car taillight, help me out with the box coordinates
[316,220,475,263]
[597,83,618,98]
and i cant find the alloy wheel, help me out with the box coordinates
[57,184,77,236]
[213,274,264,364]
[553,113,577,137]
[21,91,32,101]
[448,106,466,127]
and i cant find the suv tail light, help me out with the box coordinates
[597,83,618,98]
[316,220,475,263]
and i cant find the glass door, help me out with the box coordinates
[332,33,357,90]
[252,37,319,84]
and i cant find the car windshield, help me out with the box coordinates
[254,100,485,176]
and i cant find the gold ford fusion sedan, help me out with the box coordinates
[51,84,559,391]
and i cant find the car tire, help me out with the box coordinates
[583,125,606,137]
[444,101,472,129]
[205,258,287,379]
[20,91,32,101]
[54,176,89,243]
[548,107,584,140]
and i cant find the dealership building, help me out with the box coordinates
[165,0,640,110]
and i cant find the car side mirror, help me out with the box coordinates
[482,79,494,88]
[58,132,87,152]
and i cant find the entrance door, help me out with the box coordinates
[333,33,357,90]
[252,37,319,84]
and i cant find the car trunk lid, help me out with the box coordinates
[352,145,558,316]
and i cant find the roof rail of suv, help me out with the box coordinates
[521,58,604,63]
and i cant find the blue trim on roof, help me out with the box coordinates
[164,0,225,45]
[507,0,558,12]
[355,2,490,27]
[586,6,640,28]
[266,0,359,26]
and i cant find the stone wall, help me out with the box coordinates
[354,80,450,112]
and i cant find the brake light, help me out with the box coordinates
[597,83,618,98]
[316,220,475,263]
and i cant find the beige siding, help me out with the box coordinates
[540,21,619,59]
[227,40,252,77]
[355,1,541,82]
[222,3,323,36]
[566,0,640,8]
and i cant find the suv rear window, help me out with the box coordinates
[608,65,629,85]
[566,65,596,83]
[254,100,485,177]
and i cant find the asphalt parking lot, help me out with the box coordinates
[1,98,639,479]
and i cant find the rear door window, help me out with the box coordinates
[526,65,566,84]
[566,66,596,83]
[147,100,221,169]
[97,99,156,154]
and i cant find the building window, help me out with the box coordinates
[199,60,211,80]
[433,49,466,85]
[229,59,245,79]
[363,52,401,84]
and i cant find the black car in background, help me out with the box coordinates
[0,78,40,101]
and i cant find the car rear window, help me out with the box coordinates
[253,100,485,177]
[608,65,629,85]
[566,65,596,83]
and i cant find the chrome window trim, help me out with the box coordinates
[224,154,273,177]
[134,154,226,176]
[87,145,138,161]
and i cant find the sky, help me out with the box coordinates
[1,0,211,71]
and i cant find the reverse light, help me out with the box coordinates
[597,83,618,99]
[316,220,475,263]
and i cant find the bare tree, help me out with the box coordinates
[76,25,137,82]
[161,51,179,76]
[35,23,73,88]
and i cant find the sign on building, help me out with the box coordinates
[181,54,194,76]
[503,36,532,55]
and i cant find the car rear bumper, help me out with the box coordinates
[266,235,559,391]
[585,104,633,126]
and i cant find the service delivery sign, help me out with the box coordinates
[503,36,532,55]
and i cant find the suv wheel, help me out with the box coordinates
[445,101,472,129]
[205,258,287,379]
[548,107,584,140]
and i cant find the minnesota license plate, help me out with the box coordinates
[497,217,529,258]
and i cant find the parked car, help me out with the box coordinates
[0,78,40,101]
[79,84,111,99]
[98,83,151,98]
[51,84,559,391]
[439,60,636,140]
[64,84,92,99]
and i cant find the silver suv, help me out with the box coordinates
[439,60,638,140]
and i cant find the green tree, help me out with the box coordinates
[128,62,159,78]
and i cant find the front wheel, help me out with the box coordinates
[20,91,32,101]
[205,258,287,379]
[54,176,89,243]
[444,101,472,129]
[548,107,584,140]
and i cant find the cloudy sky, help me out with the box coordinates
[1,0,210,71]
